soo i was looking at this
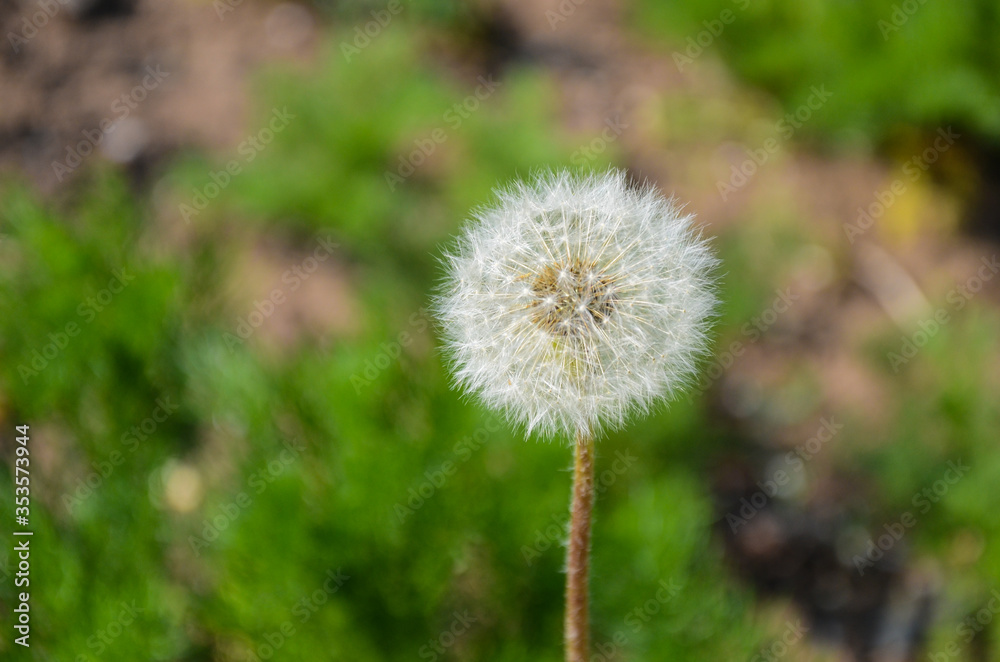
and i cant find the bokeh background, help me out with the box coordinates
[1,0,1000,660]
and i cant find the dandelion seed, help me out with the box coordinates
[434,169,718,439]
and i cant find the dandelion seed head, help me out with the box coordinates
[434,170,718,440]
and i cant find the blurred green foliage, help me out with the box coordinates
[636,0,1000,145]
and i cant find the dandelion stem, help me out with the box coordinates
[565,429,595,662]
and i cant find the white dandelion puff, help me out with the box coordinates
[434,169,719,439]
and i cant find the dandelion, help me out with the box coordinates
[434,169,718,661]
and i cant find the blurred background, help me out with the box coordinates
[1,0,999,660]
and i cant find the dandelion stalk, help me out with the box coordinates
[434,170,718,660]
[565,429,594,662]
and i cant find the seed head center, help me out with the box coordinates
[530,259,617,336]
